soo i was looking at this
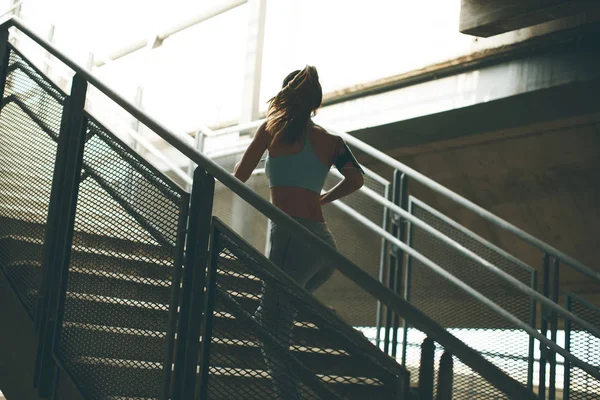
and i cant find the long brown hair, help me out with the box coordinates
[266,65,323,144]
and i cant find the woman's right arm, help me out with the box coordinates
[319,138,364,205]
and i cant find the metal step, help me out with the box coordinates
[207,338,395,382]
[5,262,172,306]
[61,323,167,364]
[212,310,345,355]
[64,358,164,399]
[67,358,397,400]
[0,236,174,281]
[62,292,170,332]
[0,217,172,259]
[205,367,398,400]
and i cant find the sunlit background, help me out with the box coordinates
[0,0,534,133]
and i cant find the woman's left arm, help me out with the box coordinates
[233,122,270,183]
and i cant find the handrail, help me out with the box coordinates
[195,117,600,284]
[0,17,536,398]
[348,178,600,339]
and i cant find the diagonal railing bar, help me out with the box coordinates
[0,17,540,399]
[6,60,65,101]
[85,114,185,201]
[1,93,180,248]
[6,43,67,96]
[78,155,178,248]
[6,60,65,102]
[2,95,60,140]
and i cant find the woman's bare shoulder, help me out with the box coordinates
[312,123,341,143]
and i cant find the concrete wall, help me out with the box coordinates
[365,112,600,314]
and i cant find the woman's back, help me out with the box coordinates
[233,65,363,223]
[266,122,341,222]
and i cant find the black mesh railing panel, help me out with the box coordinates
[0,47,65,316]
[202,219,407,400]
[405,198,536,399]
[566,294,600,400]
[57,117,188,400]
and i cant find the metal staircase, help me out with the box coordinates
[0,17,597,400]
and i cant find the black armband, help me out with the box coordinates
[335,143,364,174]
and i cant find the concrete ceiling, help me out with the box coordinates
[460,0,600,37]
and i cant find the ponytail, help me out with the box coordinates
[266,66,323,144]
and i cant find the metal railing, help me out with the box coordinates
[184,115,600,396]
[564,293,600,400]
[0,16,592,400]
[195,118,600,285]
[182,95,600,397]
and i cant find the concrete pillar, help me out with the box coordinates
[8,0,21,47]
[232,0,267,240]
[43,24,54,75]
[131,86,144,151]
[239,0,267,130]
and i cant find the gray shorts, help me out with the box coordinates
[268,217,337,293]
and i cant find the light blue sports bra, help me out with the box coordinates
[264,122,330,193]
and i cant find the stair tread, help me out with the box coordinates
[68,358,398,399]
[0,236,172,266]
[0,217,172,257]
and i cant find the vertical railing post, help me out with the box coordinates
[539,253,550,399]
[161,199,190,400]
[401,198,415,368]
[172,167,214,400]
[376,182,392,349]
[0,28,11,106]
[384,171,402,355]
[34,73,88,398]
[563,295,572,400]
[548,257,560,400]
[196,222,220,400]
[419,337,435,400]
[528,271,538,390]
[436,351,453,400]
[392,173,409,358]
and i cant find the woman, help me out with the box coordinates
[233,65,364,398]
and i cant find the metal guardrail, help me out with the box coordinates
[190,112,600,378]
[0,16,556,399]
[197,118,600,285]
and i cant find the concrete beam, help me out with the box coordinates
[460,0,600,37]
[201,19,600,133]
[351,79,600,153]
